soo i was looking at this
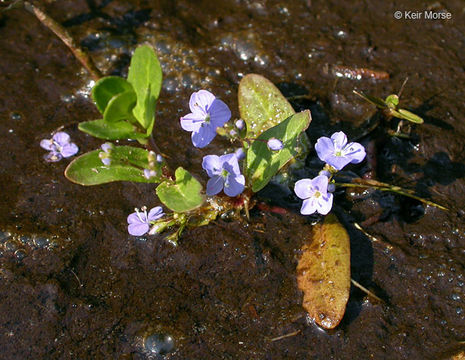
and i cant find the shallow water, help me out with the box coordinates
[0,0,464,359]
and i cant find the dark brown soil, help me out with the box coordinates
[0,0,464,359]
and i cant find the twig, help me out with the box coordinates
[70,269,83,288]
[351,279,383,302]
[269,330,301,342]
[353,222,393,251]
[23,1,102,80]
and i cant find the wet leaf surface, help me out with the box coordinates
[238,74,295,137]
[91,76,134,114]
[297,214,351,329]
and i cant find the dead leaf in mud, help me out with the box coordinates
[296,213,351,329]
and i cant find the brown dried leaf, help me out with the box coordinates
[297,214,351,329]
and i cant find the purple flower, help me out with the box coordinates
[202,153,245,197]
[127,206,164,236]
[315,131,366,171]
[294,175,333,215]
[267,138,283,151]
[235,119,245,130]
[234,148,245,160]
[40,131,78,162]
[144,169,157,179]
[99,142,113,166]
[180,90,231,148]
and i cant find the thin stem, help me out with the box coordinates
[336,179,448,210]
[351,279,383,302]
[24,1,102,80]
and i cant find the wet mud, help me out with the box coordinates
[0,0,464,359]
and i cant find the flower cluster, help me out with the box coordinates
[127,206,165,236]
[294,131,365,215]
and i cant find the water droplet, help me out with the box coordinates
[144,333,175,355]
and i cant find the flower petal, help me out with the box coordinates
[60,143,79,158]
[127,212,143,225]
[323,154,352,171]
[191,123,217,148]
[208,99,231,128]
[294,179,314,200]
[343,142,366,164]
[128,223,150,236]
[202,155,222,177]
[330,131,348,150]
[315,136,334,163]
[300,197,317,215]
[180,112,205,132]
[234,148,245,160]
[267,138,284,151]
[224,174,245,197]
[101,142,113,153]
[221,153,241,175]
[148,206,164,221]
[40,139,54,151]
[316,193,333,215]
[311,175,329,194]
[189,90,215,114]
[52,132,71,146]
[206,175,224,196]
[44,151,62,162]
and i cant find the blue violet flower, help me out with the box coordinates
[315,131,366,171]
[40,131,79,162]
[294,175,333,215]
[267,138,284,151]
[180,90,231,148]
[127,206,164,236]
[202,153,245,197]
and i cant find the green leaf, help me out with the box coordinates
[79,119,145,140]
[127,45,162,130]
[392,108,424,124]
[246,110,312,192]
[103,90,137,123]
[385,94,399,109]
[65,146,161,186]
[297,214,351,329]
[92,76,134,114]
[238,74,295,137]
[156,167,204,212]
[353,90,387,109]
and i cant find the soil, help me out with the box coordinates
[0,0,464,359]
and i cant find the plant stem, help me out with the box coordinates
[24,1,102,80]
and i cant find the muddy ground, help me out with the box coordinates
[0,0,464,359]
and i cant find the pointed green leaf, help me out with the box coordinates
[103,90,137,123]
[78,119,146,140]
[92,76,134,114]
[385,94,399,109]
[246,110,312,192]
[65,146,161,186]
[393,108,424,124]
[127,45,162,130]
[156,167,204,212]
[353,90,387,109]
[297,214,351,329]
[238,74,295,137]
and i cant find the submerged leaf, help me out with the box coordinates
[297,214,351,329]
[127,45,162,130]
[65,146,160,185]
[246,110,311,192]
[238,74,295,137]
[156,167,204,212]
[92,76,134,114]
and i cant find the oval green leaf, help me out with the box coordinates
[156,167,204,213]
[78,119,146,141]
[297,214,351,329]
[246,110,312,192]
[127,45,162,130]
[92,76,134,114]
[238,74,295,137]
[65,146,161,185]
[103,90,137,123]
